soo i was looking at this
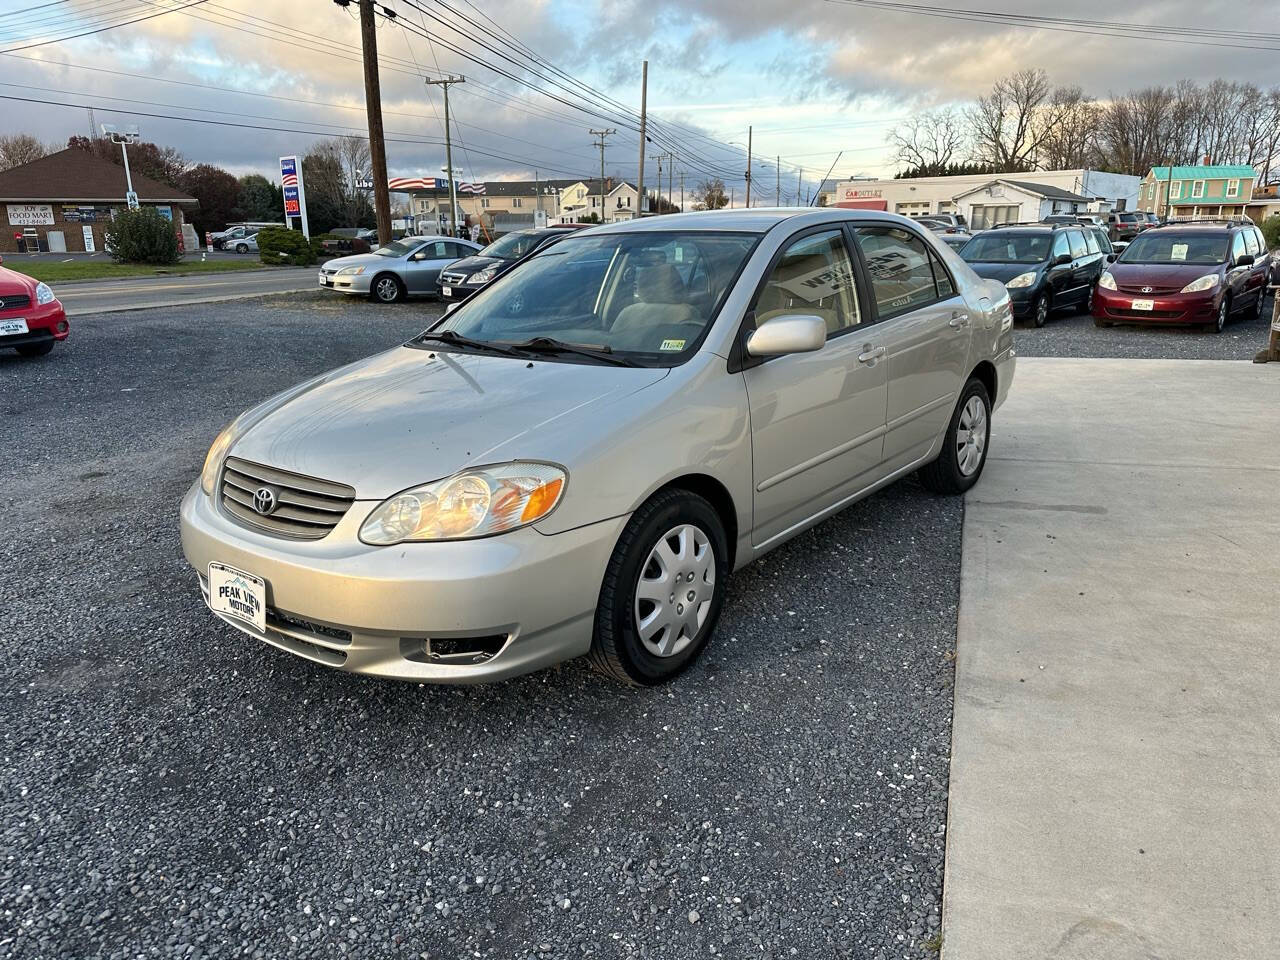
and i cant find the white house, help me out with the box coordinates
[557,179,637,223]
[950,179,1093,229]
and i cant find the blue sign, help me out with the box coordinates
[284,185,300,216]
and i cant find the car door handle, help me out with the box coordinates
[857,345,885,363]
[948,311,970,328]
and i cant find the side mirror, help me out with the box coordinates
[1054,253,1072,266]
[1235,254,1254,267]
[746,314,827,357]
[410,252,426,261]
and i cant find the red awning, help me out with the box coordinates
[835,199,887,211]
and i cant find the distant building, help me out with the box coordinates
[1138,163,1257,220]
[0,147,196,254]
[951,179,1093,229]
[557,179,638,223]
[832,169,1140,222]
[403,177,637,232]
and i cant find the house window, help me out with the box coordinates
[512,197,522,208]
[481,198,490,209]
[1227,179,1239,198]
[1192,180,1205,198]
[1171,181,1181,199]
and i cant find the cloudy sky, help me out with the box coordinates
[2,0,1277,199]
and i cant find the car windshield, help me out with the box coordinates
[1118,233,1229,264]
[423,230,759,365]
[478,231,541,260]
[374,238,425,258]
[960,233,1051,264]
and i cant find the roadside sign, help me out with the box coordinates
[279,155,310,239]
[125,191,139,210]
[82,225,95,252]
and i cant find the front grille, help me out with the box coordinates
[440,271,468,285]
[220,456,355,540]
[1118,284,1181,295]
[0,293,31,311]
[1107,307,1181,319]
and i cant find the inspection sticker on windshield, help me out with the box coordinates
[208,563,266,633]
[660,338,686,351]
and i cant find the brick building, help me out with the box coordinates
[0,147,197,254]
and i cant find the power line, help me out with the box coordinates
[0,0,207,53]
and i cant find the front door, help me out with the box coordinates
[851,225,971,469]
[404,240,453,293]
[742,227,888,549]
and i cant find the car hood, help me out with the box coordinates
[0,265,37,295]
[1106,262,1222,287]
[443,255,509,277]
[324,252,400,271]
[965,261,1044,284]
[228,345,670,499]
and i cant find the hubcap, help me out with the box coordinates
[1037,298,1048,323]
[634,523,715,658]
[378,279,398,301]
[1217,301,1227,330]
[956,395,988,477]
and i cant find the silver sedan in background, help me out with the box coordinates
[182,209,1015,686]
[318,235,482,303]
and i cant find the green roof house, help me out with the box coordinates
[1138,162,1257,220]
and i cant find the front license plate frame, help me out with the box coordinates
[207,562,267,633]
[1131,299,1154,311]
[0,318,29,336]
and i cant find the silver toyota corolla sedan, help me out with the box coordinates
[318,235,482,303]
[182,209,1015,686]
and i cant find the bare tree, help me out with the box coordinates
[0,133,53,171]
[690,178,728,211]
[967,69,1066,171]
[335,135,373,227]
[887,108,966,174]
[1035,86,1100,169]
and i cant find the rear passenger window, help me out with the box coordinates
[755,230,861,335]
[1083,230,1100,255]
[853,227,942,318]
[1068,230,1087,259]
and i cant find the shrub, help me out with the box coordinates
[256,226,315,266]
[309,234,336,262]
[1261,214,1280,253]
[104,207,179,264]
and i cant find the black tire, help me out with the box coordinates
[1208,296,1229,334]
[16,340,54,357]
[919,378,992,495]
[1032,292,1050,328]
[1248,287,1265,321]
[370,273,405,303]
[587,488,729,686]
[1093,316,1112,328]
[1083,284,1095,314]
[235,243,248,254]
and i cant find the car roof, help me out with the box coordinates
[1144,222,1240,233]
[581,207,923,236]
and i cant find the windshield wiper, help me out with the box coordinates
[500,336,641,367]
[417,330,527,358]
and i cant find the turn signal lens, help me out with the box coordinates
[360,463,567,545]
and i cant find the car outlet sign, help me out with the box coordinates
[7,203,54,226]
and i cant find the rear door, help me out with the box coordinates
[852,225,971,471]
[1047,231,1074,304]
[404,240,452,293]
[1067,228,1094,302]
[741,226,888,548]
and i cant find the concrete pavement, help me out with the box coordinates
[53,267,317,315]
[944,358,1280,959]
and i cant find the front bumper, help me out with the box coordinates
[1005,287,1039,318]
[1093,287,1219,325]
[180,483,627,683]
[1,299,67,348]
[318,271,372,295]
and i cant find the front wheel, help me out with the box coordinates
[919,378,992,495]
[235,243,248,254]
[371,274,405,303]
[1033,293,1050,328]
[16,340,54,357]
[1207,296,1228,334]
[588,489,728,686]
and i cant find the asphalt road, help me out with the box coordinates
[50,266,318,316]
[2,295,958,959]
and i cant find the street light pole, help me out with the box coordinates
[102,123,139,209]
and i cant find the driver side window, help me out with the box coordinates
[1052,233,1071,260]
[756,230,860,334]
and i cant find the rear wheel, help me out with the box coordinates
[1033,292,1050,328]
[371,273,405,304]
[919,378,992,495]
[16,340,54,357]
[588,489,728,686]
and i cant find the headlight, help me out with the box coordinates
[337,265,365,276]
[1005,272,1036,289]
[35,282,56,305]
[360,462,566,545]
[1098,271,1117,290]
[469,266,498,284]
[1180,274,1219,293]
[200,420,240,497]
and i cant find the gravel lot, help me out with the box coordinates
[1,293,959,959]
[1014,290,1275,360]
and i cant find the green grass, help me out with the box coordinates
[3,258,276,283]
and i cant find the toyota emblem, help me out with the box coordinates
[252,486,278,516]
[1140,286,1153,293]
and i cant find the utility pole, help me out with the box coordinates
[667,153,674,213]
[797,167,803,206]
[426,74,465,237]
[745,125,752,208]
[637,60,648,216]
[650,152,665,213]
[679,170,685,213]
[590,128,616,224]
[776,155,780,206]
[356,0,392,245]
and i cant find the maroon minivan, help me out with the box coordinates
[1093,221,1271,333]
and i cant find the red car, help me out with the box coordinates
[0,254,68,357]
[1093,221,1270,334]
